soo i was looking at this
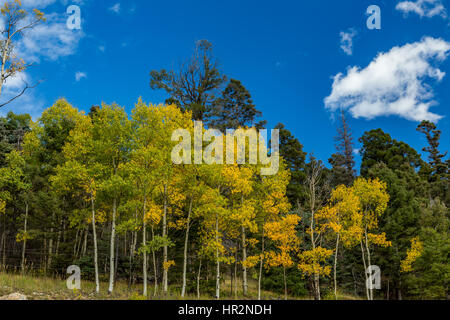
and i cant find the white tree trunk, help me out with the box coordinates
[181,198,193,297]
[215,214,220,300]
[258,226,265,300]
[143,197,148,297]
[197,258,202,299]
[108,197,117,294]
[365,231,373,300]
[91,198,100,293]
[162,184,168,295]
[242,225,248,297]
[360,240,370,300]
[334,233,340,299]
[151,226,158,296]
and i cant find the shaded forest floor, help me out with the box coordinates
[0,272,361,300]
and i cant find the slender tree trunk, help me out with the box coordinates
[1,215,5,269]
[151,226,158,296]
[360,240,370,300]
[48,212,55,268]
[230,262,233,297]
[54,220,62,259]
[108,197,117,294]
[82,227,88,257]
[162,184,168,295]
[334,233,340,299]
[91,197,100,294]
[234,246,238,299]
[215,213,220,300]
[283,265,287,300]
[73,229,80,257]
[21,202,29,273]
[143,197,148,297]
[197,258,202,299]
[181,198,193,298]
[241,225,248,297]
[0,227,3,270]
[114,235,119,285]
[240,195,248,297]
[0,39,10,97]
[258,226,265,300]
[129,208,138,287]
[387,279,390,300]
[364,230,373,300]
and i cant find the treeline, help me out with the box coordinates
[0,40,448,300]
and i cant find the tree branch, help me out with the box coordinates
[0,79,43,108]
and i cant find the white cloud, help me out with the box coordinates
[324,37,450,122]
[396,0,447,18]
[0,1,84,62]
[17,13,84,62]
[109,3,121,13]
[0,0,85,116]
[75,71,87,81]
[340,29,357,56]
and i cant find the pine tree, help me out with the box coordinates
[207,79,266,130]
[274,123,307,206]
[329,110,356,187]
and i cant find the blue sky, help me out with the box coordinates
[2,0,450,170]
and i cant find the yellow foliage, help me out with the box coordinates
[242,255,260,269]
[264,214,300,268]
[0,200,6,215]
[144,202,162,226]
[297,247,333,277]
[163,260,176,271]
[317,178,390,248]
[401,237,424,273]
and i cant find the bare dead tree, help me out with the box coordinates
[150,40,227,120]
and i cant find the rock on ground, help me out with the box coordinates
[0,293,27,300]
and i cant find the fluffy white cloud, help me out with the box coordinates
[109,3,121,13]
[396,0,447,18]
[75,71,86,81]
[340,29,357,56]
[324,37,450,122]
[17,13,84,61]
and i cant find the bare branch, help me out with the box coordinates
[0,79,43,108]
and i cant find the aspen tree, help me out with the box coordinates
[264,214,300,300]
[91,103,133,294]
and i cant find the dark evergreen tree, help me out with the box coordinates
[359,129,424,177]
[274,123,307,206]
[417,121,447,176]
[206,79,266,130]
[0,112,31,167]
[416,121,449,205]
[329,110,355,187]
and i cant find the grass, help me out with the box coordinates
[0,272,361,300]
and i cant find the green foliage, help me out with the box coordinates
[261,267,308,297]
